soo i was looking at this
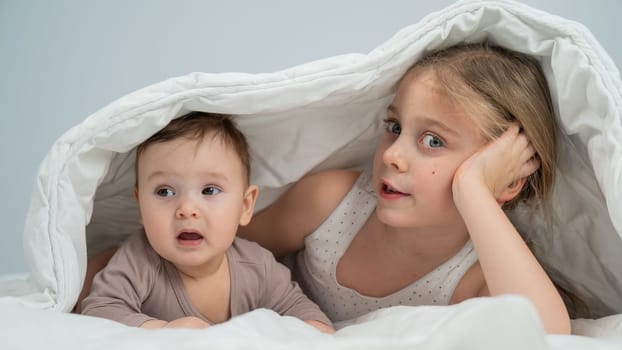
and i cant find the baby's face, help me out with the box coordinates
[135,134,252,272]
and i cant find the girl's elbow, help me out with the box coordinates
[543,311,571,335]
[551,318,572,335]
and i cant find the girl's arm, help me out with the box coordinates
[452,126,571,335]
[238,169,359,258]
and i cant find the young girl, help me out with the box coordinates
[237,43,571,334]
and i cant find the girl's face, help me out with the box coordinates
[372,68,487,231]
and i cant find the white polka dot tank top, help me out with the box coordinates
[290,170,478,323]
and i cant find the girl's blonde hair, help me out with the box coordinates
[410,43,594,316]
[411,42,558,209]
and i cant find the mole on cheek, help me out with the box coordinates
[432,170,436,175]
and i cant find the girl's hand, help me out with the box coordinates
[452,125,540,203]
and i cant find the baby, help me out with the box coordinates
[81,111,333,332]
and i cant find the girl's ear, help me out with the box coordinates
[497,177,526,204]
[239,185,259,226]
[133,186,139,201]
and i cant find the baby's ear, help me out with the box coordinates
[239,185,259,226]
[497,177,526,204]
[133,186,143,224]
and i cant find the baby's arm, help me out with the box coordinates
[259,247,335,333]
[81,238,158,326]
[81,235,209,329]
[73,246,117,313]
[238,169,358,258]
[452,126,570,334]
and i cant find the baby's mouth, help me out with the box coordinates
[177,231,204,241]
[177,232,203,245]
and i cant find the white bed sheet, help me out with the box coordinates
[2,296,621,350]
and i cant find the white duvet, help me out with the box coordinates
[1,0,621,349]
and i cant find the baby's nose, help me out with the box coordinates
[175,198,199,218]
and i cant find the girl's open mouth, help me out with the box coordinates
[383,183,402,194]
[380,182,410,199]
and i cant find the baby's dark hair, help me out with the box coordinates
[135,111,250,183]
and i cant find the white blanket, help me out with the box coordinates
[1,0,621,348]
[2,296,621,350]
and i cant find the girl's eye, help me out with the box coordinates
[384,119,401,135]
[422,134,444,148]
[202,186,221,196]
[156,188,175,197]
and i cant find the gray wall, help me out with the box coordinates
[1,0,621,275]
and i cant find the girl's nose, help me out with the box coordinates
[382,139,409,172]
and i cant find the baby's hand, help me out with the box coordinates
[304,319,335,334]
[141,316,210,329]
[452,125,540,202]
[165,316,211,329]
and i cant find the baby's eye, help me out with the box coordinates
[384,119,401,135]
[422,134,444,148]
[156,187,175,197]
[202,186,221,196]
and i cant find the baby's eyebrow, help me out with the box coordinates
[146,170,168,181]
[199,171,229,183]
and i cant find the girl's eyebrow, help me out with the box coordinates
[419,116,461,138]
[387,104,398,115]
[388,104,460,137]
